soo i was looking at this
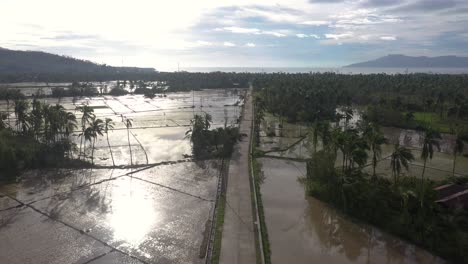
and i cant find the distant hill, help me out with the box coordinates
[345,54,468,68]
[0,47,156,74]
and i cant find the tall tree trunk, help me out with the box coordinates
[6,102,9,126]
[372,152,377,179]
[342,152,346,173]
[420,158,427,207]
[91,139,95,165]
[452,153,457,177]
[106,132,115,166]
[79,127,84,159]
[127,128,133,166]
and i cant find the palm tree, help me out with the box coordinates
[125,118,133,166]
[104,118,116,166]
[203,113,212,130]
[344,107,353,128]
[30,99,43,140]
[82,127,93,162]
[5,91,10,125]
[311,121,331,153]
[63,112,77,139]
[61,111,77,158]
[363,123,387,179]
[14,99,30,133]
[0,112,8,129]
[452,134,464,178]
[420,128,441,206]
[390,144,415,185]
[76,105,95,159]
[89,118,104,165]
[312,121,320,153]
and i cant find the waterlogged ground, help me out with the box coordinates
[256,112,455,263]
[259,112,468,179]
[0,89,243,264]
[258,158,444,264]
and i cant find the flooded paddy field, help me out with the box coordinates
[259,112,468,179]
[0,89,244,264]
[258,158,444,264]
[255,110,467,263]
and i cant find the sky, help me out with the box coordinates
[1,0,468,70]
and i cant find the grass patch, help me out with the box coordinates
[409,111,468,133]
[210,195,226,264]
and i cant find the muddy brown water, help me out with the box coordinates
[259,158,445,264]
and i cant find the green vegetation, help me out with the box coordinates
[0,98,83,180]
[210,195,226,264]
[251,154,271,264]
[300,118,468,263]
[186,113,240,159]
[252,72,468,262]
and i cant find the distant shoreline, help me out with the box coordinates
[181,67,468,74]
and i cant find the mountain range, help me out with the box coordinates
[0,47,155,74]
[345,54,468,68]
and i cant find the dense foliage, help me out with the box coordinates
[186,113,240,159]
[0,99,81,180]
[298,112,468,263]
[253,72,468,124]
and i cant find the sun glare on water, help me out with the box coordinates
[108,188,157,246]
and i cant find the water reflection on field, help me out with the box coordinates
[259,110,468,179]
[0,89,244,166]
[259,158,445,264]
[0,88,241,264]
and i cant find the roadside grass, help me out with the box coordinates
[210,195,226,264]
[251,155,271,264]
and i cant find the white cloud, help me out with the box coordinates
[217,26,260,34]
[2,0,468,69]
[246,43,256,47]
[300,20,330,26]
[380,36,397,41]
[262,31,287,37]
[296,33,321,39]
[223,41,236,47]
[215,27,286,37]
[325,32,354,40]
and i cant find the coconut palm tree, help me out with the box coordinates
[311,121,332,153]
[390,144,415,185]
[76,105,95,159]
[88,118,104,165]
[125,118,133,166]
[203,113,212,130]
[344,107,353,128]
[420,128,441,206]
[312,121,320,153]
[452,134,464,177]
[63,112,77,139]
[30,99,43,140]
[13,99,30,134]
[104,118,115,166]
[363,123,387,179]
[51,104,67,142]
[0,112,8,129]
[5,91,11,125]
